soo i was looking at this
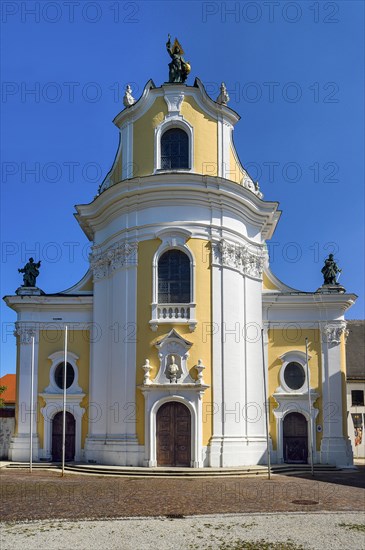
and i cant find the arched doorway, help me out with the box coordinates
[52,411,76,462]
[156,402,191,466]
[283,412,308,463]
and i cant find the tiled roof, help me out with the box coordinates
[346,320,365,380]
[0,374,16,404]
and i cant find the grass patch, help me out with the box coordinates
[189,538,305,550]
[216,540,305,550]
[338,523,365,532]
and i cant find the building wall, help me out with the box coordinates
[37,329,90,449]
[347,380,365,458]
[180,96,218,176]
[267,328,322,451]
[136,237,212,446]
[133,96,167,177]
[6,79,355,468]
[0,414,15,459]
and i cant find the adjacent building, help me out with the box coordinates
[346,320,365,459]
[0,374,16,459]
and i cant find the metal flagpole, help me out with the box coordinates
[261,329,271,480]
[305,337,314,477]
[29,335,35,473]
[61,325,68,477]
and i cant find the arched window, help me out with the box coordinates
[161,128,189,170]
[158,250,190,304]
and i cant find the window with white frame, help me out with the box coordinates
[149,232,197,332]
[160,128,189,170]
[283,362,306,391]
[154,117,194,173]
[277,351,309,394]
[158,249,191,304]
[44,351,82,394]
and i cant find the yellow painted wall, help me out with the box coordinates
[80,279,93,291]
[37,330,90,448]
[268,328,322,451]
[262,272,279,291]
[136,238,213,446]
[133,96,167,177]
[132,95,219,178]
[180,96,218,176]
[110,148,122,185]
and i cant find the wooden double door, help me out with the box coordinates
[283,412,308,464]
[52,411,75,462]
[156,402,191,467]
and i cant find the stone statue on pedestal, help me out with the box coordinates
[166,35,191,84]
[123,84,135,107]
[217,83,230,105]
[18,258,41,287]
[167,355,179,383]
[321,254,341,286]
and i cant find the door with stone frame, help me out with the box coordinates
[51,411,76,462]
[156,402,191,466]
[283,412,308,463]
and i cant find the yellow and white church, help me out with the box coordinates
[4,48,357,468]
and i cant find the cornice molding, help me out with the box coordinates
[112,79,240,129]
[262,293,357,309]
[75,173,281,241]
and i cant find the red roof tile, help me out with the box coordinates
[0,374,16,404]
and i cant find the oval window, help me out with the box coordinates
[284,362,305,390]
[54,362,75,390]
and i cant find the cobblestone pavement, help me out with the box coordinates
[1,512,365,550]
[1,467,364,522]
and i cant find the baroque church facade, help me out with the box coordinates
[5,50,357,468]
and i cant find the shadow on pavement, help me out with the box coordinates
[281,464,365,489]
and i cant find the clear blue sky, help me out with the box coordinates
[1,1,364,374]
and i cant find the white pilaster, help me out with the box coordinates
[9,323,39,461]
[244,276,268,463]
[209,239,266,466]
[319,322,353,466]
[85,241,141,465]
[121,120,133,180]
[209,244,224,466]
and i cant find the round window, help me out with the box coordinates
[284,362,305,390]
[54,362,75,389]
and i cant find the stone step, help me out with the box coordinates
[5,462,340,477]
[64,466,268,477]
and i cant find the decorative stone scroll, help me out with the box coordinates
[214,240,265,279]
[323,323,349,346]
[241,173,263,199]
[90,241,138,280]
[163,89,184,116]
[14,323,37,344]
